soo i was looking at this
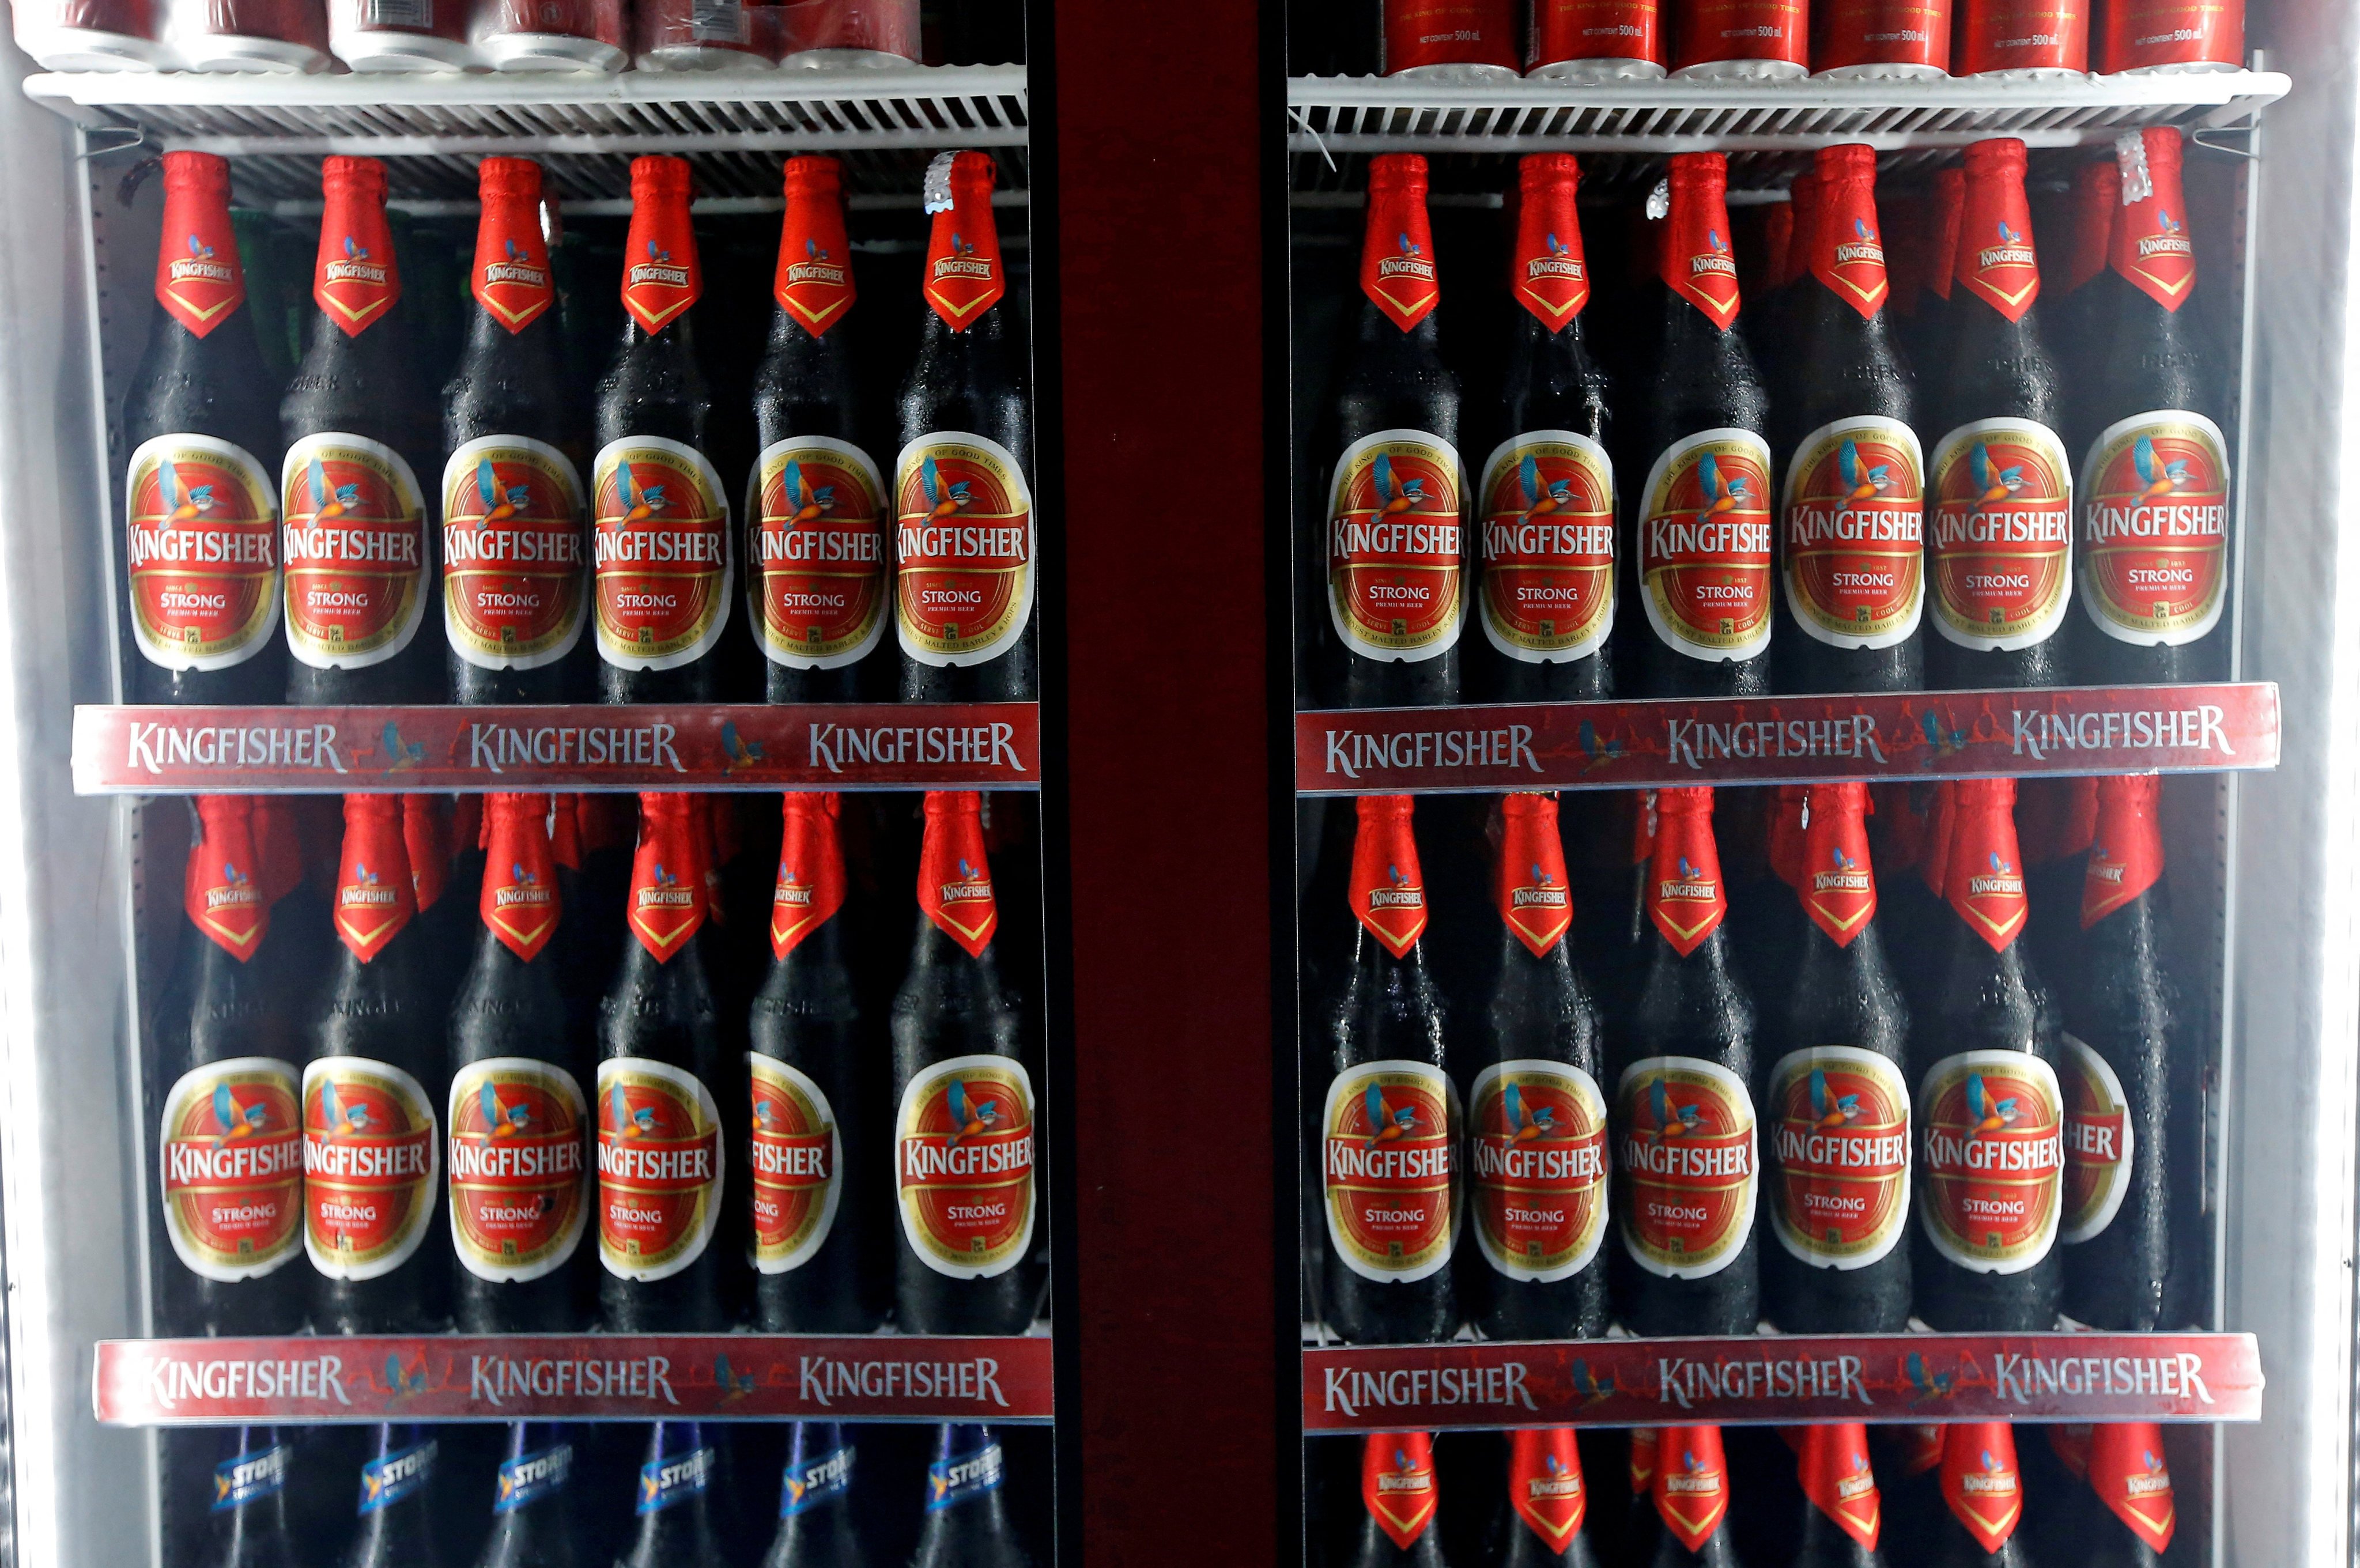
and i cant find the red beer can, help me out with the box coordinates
[1671,0,1807,77]
[330,0,474,69]
[776,0,917,66]
[2095,0,2240,72]
[12,0,163,67]
[1813,0,1950,74]
[470,0,625,70]
[1528,0,1666,76]
[164,0,329,70]
[1383,0,1519,78]
[635,0,775,67]
[1956,0,2089,74]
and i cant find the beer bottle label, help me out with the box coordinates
[2076,410,2229,647]
[749,435,889,670]
[1779,417,1926,651]
[781,1442,854,1517]
[1323,1060,1457,1283]
[747,1053,843,1275]
[440,434,589,672]
[637,1443,715,1514]
[892,432,1035,668]
[1615,1056,1758,1279]
[213,1442,292,1510]
[447,1057,590,1283]
[1915,1049,2065,1274]
[2057,1032,2136,1245]
[895,1053,1038,1280]
[1469,1061,1607,1283]
[592,436,734,672]
[1927,418,2074,652]
[494,1444,572,1512]
[281,433,431,671]
[1477,432,1615,663]
[2085,1424,2176,1551]
[927,1437,1005,1510]
[303,1057,439,1281]
[1637,429,1775,663]
[158,1057,304,1282]
[1530,0,1660,65]
[1507,1429,1585,1550]
[1765,1046,1911,1271]
[1327,430,1466,663]
[1381,0,1515,71]
[595,1056,724,1282]
[125,435,282,672]
[358,1439,437,1513]
[1362,1433,1440,1548]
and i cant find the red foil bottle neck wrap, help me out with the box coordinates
[333,795,417,962]
[1766,785,1808,893]
[1798,1423,1881,1551]
[1350,794,1429,958]
[402,795,449,915]
[776,155,856,336]
[1651,1426,1731,1552]
[2067,158,2120,296]
[1928,167,1965,302]
[1658,154,1742,331]
[1954,139,2042,323]
[1918,781,1958,901]
[550,795,583,872]
[1361,153,1440,333]
[2111,128,2196,312]
[1945,777,2028,951]
[471,156,554,333]
[1629,1428,1660,1495]
[479,793,561,963]
[314,156,401,338]
[1939,1423,2025,1553]
[697,799,727,926]
[627,792,709,960]
[772,792,848,959]
[1809,145,1890,319]
[922,150,1005,332]
[251,798,305,908]
[188,795,269,960]
[156,151,245,338]
[1802,781,1878,946]
[2085,1423,2176,1552]
[1508,1428,1587,1550]
[2082,774,2165,928]
[1511,154,1589,330]
[1497,792,1573,957]
[1361,1433,1438,1550]
[1647,786,1726,956]
[919,790,998,958]
[622,156,701,334]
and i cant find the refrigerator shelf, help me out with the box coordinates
[92,1330,1054,1425]
[1302,1331,2263,1431]
[71,701,1041,793]
[1294,681,2278,794]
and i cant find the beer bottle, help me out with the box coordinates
[896,150,1037,702]
[892,791,1044,1334]
[153,796,307,1335]
[1789,1423,1884,1567]
[1758,165,1816,385]
[305,795,446,1334]
[1649,1427,1739,1567]
[448,794,594,1332]
[759,1423,862,1568]
[1460,793,1609,1341]
[912,1426,1034,1568]
[2075,1424,2174,1567]
[1633,154,1774,698]
[476,1424,577,1568]
[1316,153,1466,709]
[1774,144,1925,695]
[1611,787,1761,1337]
[124,151,289,705]
[1925,138,2073,692]
[343,1426,442,1568]
[1475,154,1617,702]
[751,157,890,702]
[406,792,467,1022]
[1871,1426,1945,1567]
[1904,165,1965,379]
[1912,778,2066,1331]
[442,157,592,705]
[2017,776,2097,988]
[1623,1429,1663,1566]
[1346,1433,1447,1568]
[2057,774,2176,1329]
[618,1424,726,1568]
[594,156,734,704]
[2069,128,2233,683]
[1490,1428,1598,1567]
[2053,158,2119,379]
[597,794,730,1331]
[1934,1425,2032,1567]
[1762,782,1914,1332]
[1321,795,1459,1345]
[206,1427,299,1568]
[750,793,885,1332]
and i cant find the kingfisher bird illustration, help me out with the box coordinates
[1363,1083,1417,1148]
[1398,232,1421,258]
[1503,1081,1560,1144]
[2132,434,2191,497]
[1518,454,1573,520]
[1566,1358,1616,1403]
[950,232,975,258]
[319,1079,372,1135]
[779,459,836,524]
[1998,219,2024,245]
[1373,453,1429,516]
[186,233,214,261]
[720,720,765,770]
[159,460,217,523]
[505,237,527,264]
[308,456,360,522]
[920,455,973,521]
[475,457,527,523]
[212,1082,269,1142]
[343,235,368,262]
[1677,855,1706,882]
[381,1353,426,1398]
[618,459,669,522]
[1855,216,1875,243]
[1808,1068,1861,1130]
[1694,453,1749,523]
[2158,207,2182,235]
[646,239,670,263]
[380,721,426,768]
[753,1096,785,1131]
[713,1353,756,1403]
[1921,709,1969,758]
[1969,442,2028,504]
[946,1079,1002,1147]
[1837,438,1895,501]
[1649,1078,1704,1139]
[1708,228,1728,254]
[1577,719,1624,769]
[1965,1071,2021,1135]
[481,1081,531,1138]
[611,1082,657,1139]
[806,236,827,263]
[1905,1350,1955,1400]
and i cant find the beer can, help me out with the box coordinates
[1527,0,1666,77]
[1383,0,1520,79]
[330,0,474,70]
[634,0,775,69]
[776,0,917,67]
[164,0,329,71]
[10,0,163,68]
[2095,0,2241,72]
[1670,0,1807,78]
[1813,0,1951,74]
[1956,0,2089,75]
[470,0,626,72]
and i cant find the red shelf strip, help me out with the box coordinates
[93,1332,1054,1425]
[1296,683,2278,793]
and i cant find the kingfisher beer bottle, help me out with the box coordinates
[1613,787,1761,1336]
[206,1427,299,1568]
[594,156,734,705]
[1789,1423,1884,1567]
[2075,1424,2176,1567]
[2053,158,2119,384]
[1774,143,1925,695]
[759,1423,862,1568]
[750,793,884,1332]
[1913,778,2065,1331]
[1460,793,1610,1341]
[441,157,591,705]
[912,1426,1033,1568]
[1935,1425,2031,1567]
[1489,1428,1599,1566]
[1648,1427,1739,1567]
[345,1426,443,1568]
[281,156,439,705]
[618,1425,727,1568]
[1926,138,2072,692]
[475,1424,577,1568]
[892,791,1043,1334]
[2070,128,2231,683]
[1317,153,1465,709]
[1476,154,1617,702]
[752,157,890,703]
[896,150,1036,702]
[124,151,288,706]
[1346,1433,1447,1568]
[305,795,445,1334]
[1634,154,1774,698]
[2059,774,2176,1329]
[1322,795,1459,1345]
[1763,782,1914,1332]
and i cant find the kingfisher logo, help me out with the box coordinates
[1369,861,1425,911]
[1691,226,1738,279]
[170,232,233,286]
[1377,230,1436,283]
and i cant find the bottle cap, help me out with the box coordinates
[1954,138,2040,322]
[1800,781,1878,946]
[1808,143,1890,318]
[402,795,449,914]
[1798,1422,1881,1550]
[2110,127,2195,311]
[1928,166,1965,302]
[156,150,245,336]
[1508,1428,1586,1550]
[1944,777,2028,950]
[2066,157,2120,295]
[2085,1423,2174,1551]
[315,155,399,338]
[1651,1426,1730,1551]
[1939,1423,2023,1552]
